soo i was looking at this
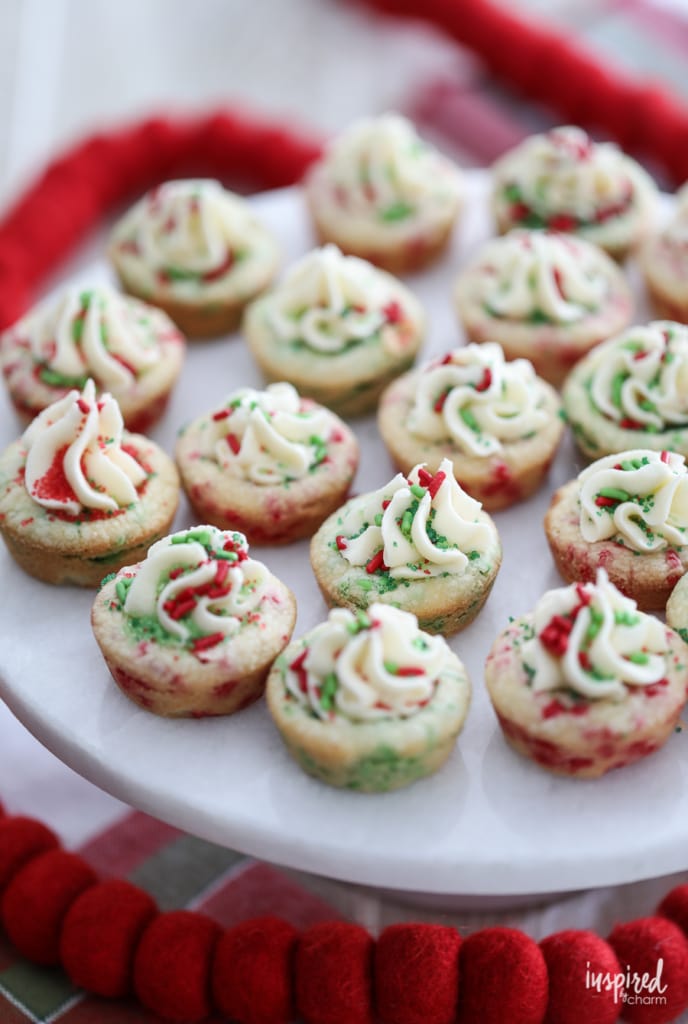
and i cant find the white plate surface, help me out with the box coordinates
[1,176,686,897]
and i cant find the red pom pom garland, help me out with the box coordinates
[1,849,96,965]
[133,910,221,1023]
[0,815,59,894]
[608,917,688,1024]
[60,878,158,997]
[457,926,548,1024]
[375,923,462,1024]
[0,810,688,1021]
[295,921,374,1024]
[540,930,623,1024]
[212,915,297,1024]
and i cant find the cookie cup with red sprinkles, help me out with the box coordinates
[485,569,687,778]
[266,603,471,791]
[545,449,688,611]
[310,457,501,635]
[109,179,279,338]
[378,342,563,511]
[92,525,296,718]
[453,230,633,387]
[243,245,424,417]
[304,113,463,274]
[0,380,178,587]
[0,284,185,432]
[176,382,358,545]
[563,321,688,459]
[491,126,658,258]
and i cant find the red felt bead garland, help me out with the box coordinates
[0,813,686,1022]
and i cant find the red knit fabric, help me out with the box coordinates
[0,815,59,894]
[657,884,688,939]
[295,921,374,1024]
[608,917,688,1024]
[456,926,548,1024]
[60,879,158,997]
[359,0,688,184]
[375,923,461,1024]
[541,930,622,1024]
[212,915,297,1024]
[0,849,96,965]
[133,909,220,1023]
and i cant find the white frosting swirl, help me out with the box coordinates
[497,126,639,225]
[578,449,688,552]
[338,457,495,578]
[11,286,169,390]
[112,179,260,287]
[266,245,408,354]
[407,342,548,456]
[203,382,333,485]
[588,321,688,430]
[23,379,146,515]
[316,113,462,227]
[522,569,668,701]
[123,526,268,644]
[476,231,607,324]
[284,604,448,721]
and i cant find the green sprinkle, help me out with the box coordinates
[72,318,84,343]
[615,610,640,626]
[319,672,339,711]
[116,576,134,606]
[460,407,480,433]
[384,661,399,675]
[171,528,214,548]
[598,487,631,502]
[610,371,626,410]
[38,367,88,388]
[374,513,384,527]
[410,484,426,500]
[586,606,603,644]
[380,201,413,222]
[100,571,117,589]
[628,652,649,665]
[401,509,414,536]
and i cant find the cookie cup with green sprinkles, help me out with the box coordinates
[562,321,688,460]
[176,382,359,545]
[108,179,279,339]
[92,525,297,718]
[378,342,563,511]
[309,457,501,635]
[545,449,688,611]
[0,380,179,587]
[243,245,425,418]
[266,603,471,792]
[486,569,687,779]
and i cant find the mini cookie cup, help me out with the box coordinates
[0,434,179,587]
[545,479,688,611]
[378,369,564,511]
[486,617,687,778]
[93,565,297,718]
[266,643,470,792]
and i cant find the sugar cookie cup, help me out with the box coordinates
[486,570,687,778]
[304,113,464,274]
[310,458,501,635]
[243,244,425,417]
[0,285,185,432]
[266,604,471,792]
[176,382,359,545]
[109,179,279,338]
[563,321,688,460]
[545,449,688,611]
[491,126,658,258]
[640,185,688,322]
[666,574,688,648]
[453,230,633,388]
[92,526,297,718]
[378,342,564,511]
[0,380,179,586]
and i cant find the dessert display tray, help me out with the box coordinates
[1,174,686,901]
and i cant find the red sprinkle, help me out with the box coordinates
[31,445,78,504]
[382,300,403,324]
[164,597,196,621]
[381,499,391,510]
[226,434,240,455]
[633,349,649,361]
[578,651,593,672]
[335,535,348,551]
[191,633,225,652]
[77,398,90,415]
[366,550,387,574]
[595,496,618,508]
[548,214,576,232]
[289,649,309,693]
[540,615,573,657]
[661,450,670,463]
[202,252,234,283]
[474,368,492,393]
[169,568,185,580]
[215,560,229,586]
[395,667,425,677]
[433,389,450,414]
[428,471,446,499]
[212,408,232,421]
[620,418,643,430]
